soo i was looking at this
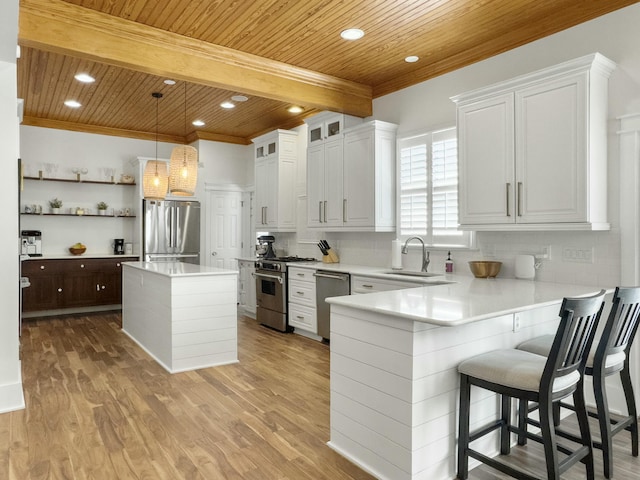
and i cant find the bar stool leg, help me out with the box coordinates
[620,365,639,457]
[594,368,614,478]
[457,374,471,480]
[574,382,595,480]
[517,399,528,445]
[500,395,511,454]
[539,397,561,480]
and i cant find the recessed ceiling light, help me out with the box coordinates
[64,100,82,108]
[288,106,304,114]
[340,28,364,40]
[231,95,248,102]
[164,79,176,85]
[405,56,419,63]
[192,120,205,127]
[220,101,235,109]
[74,73,95,83]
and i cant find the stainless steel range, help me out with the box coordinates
[255,256,316,332]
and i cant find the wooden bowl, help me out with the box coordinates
[69,246,87,255]
[468,261,502,278]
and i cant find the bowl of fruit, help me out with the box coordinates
[69,243,87,255]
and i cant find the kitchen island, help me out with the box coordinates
[122,261,238,373]
[326,276,610,480]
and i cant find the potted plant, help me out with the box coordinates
[97,201,109,216]
[49,197,62,214]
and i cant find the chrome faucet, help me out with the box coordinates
[401,236,430,272]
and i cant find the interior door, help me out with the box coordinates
[207,190,243,270]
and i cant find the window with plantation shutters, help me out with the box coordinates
[398,128,473,248]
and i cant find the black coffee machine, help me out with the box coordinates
[113,238,125,255]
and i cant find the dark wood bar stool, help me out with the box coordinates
[517,286,640,479]
[457,290,606,480]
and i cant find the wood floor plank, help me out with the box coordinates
[9,312,640,479]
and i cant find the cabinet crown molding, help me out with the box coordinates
[451,52,615,105]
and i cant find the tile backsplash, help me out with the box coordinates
[276,229,620,288]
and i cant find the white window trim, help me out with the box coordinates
[396,127,475,250]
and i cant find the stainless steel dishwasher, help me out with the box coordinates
[315,270,350,341]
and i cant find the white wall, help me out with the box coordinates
[283,3,640,288]
[0,0,23,413]
[19,127,252,255]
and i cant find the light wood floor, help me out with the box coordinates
[2,312,373,480]
[2,312,638,479]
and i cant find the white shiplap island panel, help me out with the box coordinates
[122,262,239,373]
[326,278,610,480]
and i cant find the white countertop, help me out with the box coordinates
[22,254,139,260]
[124,261,238,277]
[327,274,610,326]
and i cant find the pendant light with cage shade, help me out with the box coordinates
[143,92,169,200]
[169,83,198,196]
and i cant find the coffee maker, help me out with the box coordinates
[113,238,125,255]
[21,230,42,257]
[256,235,276,259]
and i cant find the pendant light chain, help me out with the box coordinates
[143,92,168,200]
[169,82,198,196]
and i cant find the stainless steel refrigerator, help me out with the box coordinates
[143,199,201,264]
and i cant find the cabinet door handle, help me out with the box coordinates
[40,265,45,270]
[96,284,100,291]
[80,264,85,268]
[323,201,327,223]
[362,284,373,288]
[343,199,347,222]
[506,183,511,217]
[296,315,304,320]
[517,182,523,217]
[101,285,106,290]
[296,273,305,277]
[297,291,304,295]
[57,288,63,293]
[319,201,323,223]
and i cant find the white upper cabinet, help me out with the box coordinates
[343,121,398,231]
[252,129,298,231]
[452,53,615,231]
[305,112,397,232]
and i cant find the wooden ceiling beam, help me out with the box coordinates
[18,0,372,118]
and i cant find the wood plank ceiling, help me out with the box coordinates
[17,0,640,145]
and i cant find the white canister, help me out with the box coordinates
[515,254,536,279]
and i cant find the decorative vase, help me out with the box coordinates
[98,209,107,216]
[52,207,60,214]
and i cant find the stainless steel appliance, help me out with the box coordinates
[315,270,350,341]
[21,230,42,257]
[255,256,316,332]
[143,199,200,264]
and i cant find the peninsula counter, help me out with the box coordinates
[122,261,238,373]
[326,277,609,480]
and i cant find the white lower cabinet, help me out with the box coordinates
[287,267,318,335]
[238,260,256,317]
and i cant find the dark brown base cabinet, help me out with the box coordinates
[21,257,138,312]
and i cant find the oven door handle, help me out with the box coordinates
[254,272,284,284]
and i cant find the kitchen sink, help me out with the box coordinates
[378,270,443,278]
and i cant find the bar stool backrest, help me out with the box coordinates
[542,290,606,397]
[594,287,640,374]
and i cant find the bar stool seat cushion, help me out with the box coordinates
[518,335,626,369]
[458,349,580,393]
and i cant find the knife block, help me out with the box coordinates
[322,249,340,263]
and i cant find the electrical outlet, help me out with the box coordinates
[562,247,594,264]
[513,315,521,332]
